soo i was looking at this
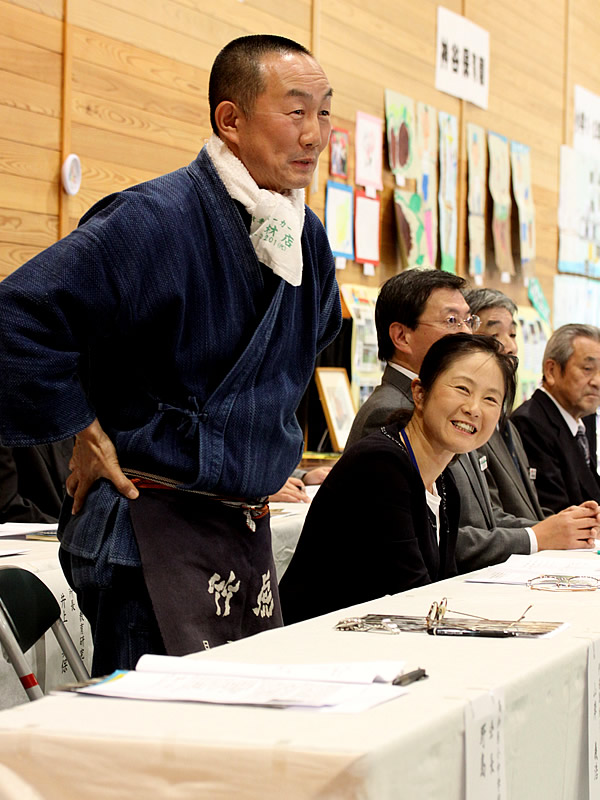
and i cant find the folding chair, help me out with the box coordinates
[0,566,89,701]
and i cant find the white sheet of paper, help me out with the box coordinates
[136,655,406,685]
[0,548,29,558]
[0,522,58,538]
[465,691,506,800]
[78,670,407,711]
[466,553,600,585]
[588,640,600,800]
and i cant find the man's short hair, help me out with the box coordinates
[209,35,312,134]
[375,268,467,361]
[464,287,517,318]
[543,323,600,374]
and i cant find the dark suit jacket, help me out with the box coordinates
[279,423,459,624]
[448,451,533,573]
[345,365,413,448]
[477,423,548,521]
[512,389,600,512]
[0,440,74,523]
[584,412,598,472]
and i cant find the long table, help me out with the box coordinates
[0,550,598,799]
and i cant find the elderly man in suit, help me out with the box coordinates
[347,273,598,572]
[512,324,600,513]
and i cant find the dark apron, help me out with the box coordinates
[128,488,282,655]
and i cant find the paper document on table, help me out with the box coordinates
[0,522,58,538]
[466,553,600,585]
[137,654,406,684]
[76,668,407,711]
[0,548,29,558]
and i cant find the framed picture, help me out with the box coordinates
[315,367,356,452]
[329,127,349,178]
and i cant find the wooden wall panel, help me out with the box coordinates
[0,0,599,321]
[0,1,62,276]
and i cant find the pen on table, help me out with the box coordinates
[392,668,428,686]
[427,628,518,638]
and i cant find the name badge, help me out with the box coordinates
[479,455,488,472]
[529,467,537,481]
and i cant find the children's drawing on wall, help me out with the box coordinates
[384,90,417,182]
[325,181,354,260]
[416,102,438,267]
[354,191,381,266]
[355,112,383,190]
[510,141,536,281]
[558,145,600,278]
[330,128,349,179]
[438,111,458,273]
[467,123,486,283]
[394,188,425,267]
[488,131,515,276]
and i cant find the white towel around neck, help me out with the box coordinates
[205,134,306,286]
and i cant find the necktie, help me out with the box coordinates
[576,427,591,467]
[502,423,521,474]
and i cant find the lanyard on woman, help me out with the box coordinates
[400,428,421,479]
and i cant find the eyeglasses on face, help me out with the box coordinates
[419,314,481,333]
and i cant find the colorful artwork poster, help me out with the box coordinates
[488,131,515,276]
[329,127,349,179]
[467,123,486,216]
[468,214,485,284]
[467,123,487,283]
[325,181,354,259]
[384,90,417,180]
[438,111,458,273]
[355,111,383,190]
[394,188,426,268]
[558,145,600,278]
[510,141,536,277]
[416,102,438,267]
[354,191,380,265]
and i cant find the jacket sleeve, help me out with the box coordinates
[0,193,152,446]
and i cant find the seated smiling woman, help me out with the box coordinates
[279,333,518,624]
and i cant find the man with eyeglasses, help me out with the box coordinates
[346,269,476,448]
[346,270,597,571]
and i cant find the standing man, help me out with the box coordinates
[0,35,341,675]
[512,324,600,512]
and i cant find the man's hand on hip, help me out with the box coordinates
[66,418,139,514]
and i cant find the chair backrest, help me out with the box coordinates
[0,566,89,701]
[0,567,59,652]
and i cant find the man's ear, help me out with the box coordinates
[389,322,412,356]
[543,358,559,387]
[213,101,243,149]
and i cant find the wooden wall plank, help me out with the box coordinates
[0,0,63,51]
[0,173,59,216]
[0,105,61,150]
[5,0,62,18]
[0,33,62,85]
[0,207,58,248]
[0,69,61,117]
[0,139,60,183]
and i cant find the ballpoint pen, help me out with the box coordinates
[392,668,428,686]
[427,627,518,638]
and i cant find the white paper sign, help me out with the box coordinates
[435,6,490,110]
[588,640,600,799]
[465,691,506,800]
[574,85,600,159]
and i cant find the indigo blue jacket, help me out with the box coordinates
[0,148,341,500]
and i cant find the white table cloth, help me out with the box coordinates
[0,549,598,799]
